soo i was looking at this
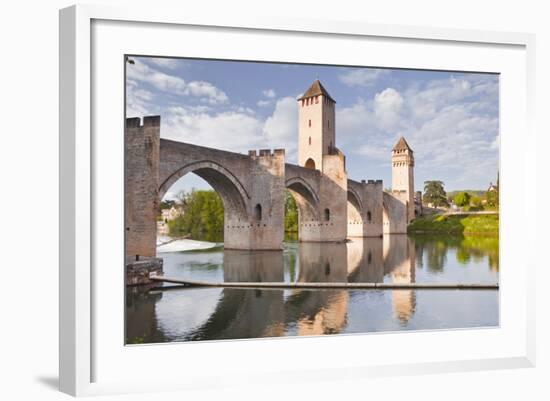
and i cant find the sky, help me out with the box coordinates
[126,56,499,199]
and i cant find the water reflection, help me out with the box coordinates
[126,234,499,343]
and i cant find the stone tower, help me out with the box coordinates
[391,136,415,222]
[297,79,336,172]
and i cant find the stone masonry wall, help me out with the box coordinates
[383,191,408,234]
[347,179,383,237]
[247,149,286,250]
[125,116,160,258]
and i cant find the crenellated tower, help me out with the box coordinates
[297,79,336,172]
[391,136,415,223]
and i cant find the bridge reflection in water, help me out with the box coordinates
[126,235,499,343]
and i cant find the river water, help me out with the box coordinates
[126,234,499,343]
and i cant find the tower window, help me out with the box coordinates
[254,204,262,221]
[305,158,316,170]
[324,208,330,221]
[301,99,304,107]
[308,119,311,127]
[315,96,319,104]
[367,211,372,222]
[309,136,311,145]
[327,119,330,128]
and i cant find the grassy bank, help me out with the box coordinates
[408,213,499,235]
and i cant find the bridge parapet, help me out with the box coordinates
[248,148,286,158]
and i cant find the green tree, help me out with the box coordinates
[159,199,176,210]
[168,189,224,241]
[486,189,499,207]
[453,191,471,207]
[423,180,448,207]
[470,195,482,207]
[284,190,298,233]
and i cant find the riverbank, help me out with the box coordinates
[408,213,499,235]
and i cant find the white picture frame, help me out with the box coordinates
[59,4,536,397]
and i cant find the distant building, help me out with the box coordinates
[158,206,182,235]
[161,206,182,222]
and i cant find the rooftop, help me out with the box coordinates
[392,136,413,152]
[297,79,336,103]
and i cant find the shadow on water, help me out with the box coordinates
[126,233,499,343]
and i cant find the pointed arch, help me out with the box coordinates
[158,160,250,221]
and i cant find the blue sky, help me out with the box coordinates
[126,56,499,199]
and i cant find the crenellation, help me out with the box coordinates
[143,115,161,127]
[126,117,141,128]
[259,149,271,156]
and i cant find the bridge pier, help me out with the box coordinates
[347,179,384,238]
[383,191,409,234]
[286,152,348,243]
[223,149,285,250]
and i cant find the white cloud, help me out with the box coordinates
[338,68,389,87]
[162,106,264,153]
[263,97,298,161]
[337,99,376,145]
[127,59,228,105]
[262,89,276,98]
[335,75,499,189]
[149,58,181,70]
[374,88,404,130]
[355,145,389,161]
[257,99,271,107]
[236,106,255,114]
[126,82,155,117]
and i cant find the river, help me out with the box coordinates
[126,234,499,343]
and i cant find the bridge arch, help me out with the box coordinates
[159,160,250,222]
[347,187,364,237]
[347,187,363,213]
[285,176,320,222]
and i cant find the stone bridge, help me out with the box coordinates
[126,116,390,257]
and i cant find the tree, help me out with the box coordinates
[423,180,448,207]
[453,191,471,207]
[168,189,224,241]
[159,199,176,210]
[284,191,298,233]
[486,190,499,207]
[470,195,482,207]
